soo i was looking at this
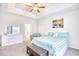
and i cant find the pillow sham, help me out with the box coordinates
[48,32,54,37]
[57,32,69,38]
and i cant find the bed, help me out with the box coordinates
[31,32,69,56]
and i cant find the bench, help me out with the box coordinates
[27,43,48,56]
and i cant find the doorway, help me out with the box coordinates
[24,24,31,44]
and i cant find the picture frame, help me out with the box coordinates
[52,18,64,28]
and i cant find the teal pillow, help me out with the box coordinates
[57,32,69,38]
[48,32,54,37]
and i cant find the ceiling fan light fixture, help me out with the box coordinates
[25,3,45,13]
[33,7,39,10]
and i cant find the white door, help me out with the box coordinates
[24,24,31,42]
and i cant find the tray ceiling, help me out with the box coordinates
[8,3,77,19]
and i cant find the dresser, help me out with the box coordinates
[1,34,23,46]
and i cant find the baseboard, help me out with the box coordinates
[69,46,79,50]
[0,44,1,46]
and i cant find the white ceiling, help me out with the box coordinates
[8,3,78,19]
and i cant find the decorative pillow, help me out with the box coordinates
[31,33,41,40]
[48,32,54,37]
[48,32,69,38]
[53,32,58,37]
[57,32,69,38]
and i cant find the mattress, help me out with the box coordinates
[31,37,68,56]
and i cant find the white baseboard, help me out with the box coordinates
[69,46,79,50]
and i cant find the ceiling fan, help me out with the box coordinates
[25,3,45,13]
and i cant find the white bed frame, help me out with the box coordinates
[56,44,68,56]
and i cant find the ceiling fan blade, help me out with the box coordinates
[37,9,40,13]
[30,9,33,12]
[25,5,32,8]
[39,6,45,8]
[32,3,38,5]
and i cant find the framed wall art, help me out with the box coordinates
[52,18,64,28]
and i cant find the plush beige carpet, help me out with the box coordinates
[0,42,29,56]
